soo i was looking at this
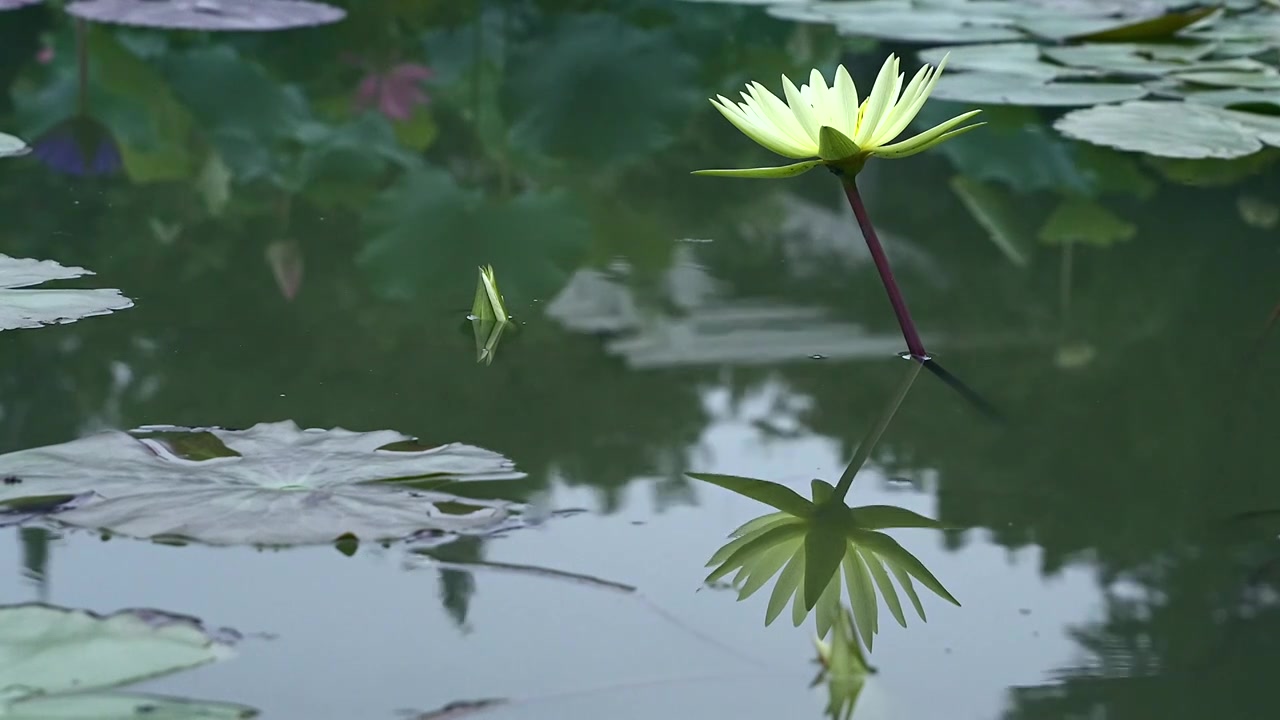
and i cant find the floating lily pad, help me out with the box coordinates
[932,72,1148,106]
[919,42,1092,80]
[0,0,41,9]
[1054,100,1265,158]
[1184,87,1280,111]
[65,0,346,31]
[0,255,134,332]
[1040,43,1216,77]
[1019,5,1218,42]
[1,132,29,157]
[789,1,1024,43]
[1173,68,1280,89]
[0,603,253,718]
[0,421,527,546]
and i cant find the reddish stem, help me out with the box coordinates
[840,177,928,359]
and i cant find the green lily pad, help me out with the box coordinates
[1037,197,1136,247]
[919,42,1093,80]
[932,72,1149,106]
[1020,5,1218,42]
[796,1,1024,43]
[1054,100,1264,158]
[1173,69,1280,89]
[1184,88,1280,111]
[1042,43,1212,77]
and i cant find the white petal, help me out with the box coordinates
[746,82,816,151]
[711,97,811,158]
[870,63,934,147]
[808,68,835,128]
[872,54,951,147]
[782,74,821,145]
[854,54,899,146]
[833,65,860,138]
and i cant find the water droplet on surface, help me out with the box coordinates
[809,354,827,360]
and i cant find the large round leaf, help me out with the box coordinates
[0,421,527,546]
[1054,100,1266,158]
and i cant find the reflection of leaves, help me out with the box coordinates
[12,26,195,182]
[359,167,589,303]
[1038,197,1136,247]
[507,15,699,170]
[950,175,1032,266]
[813,608,875,720]
[695,476,957,648]
[0,420,526,546]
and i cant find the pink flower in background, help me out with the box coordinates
[36,45,53,64]
[353,62,433,122]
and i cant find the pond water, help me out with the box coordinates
[0,1,1278,719]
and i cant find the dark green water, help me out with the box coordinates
[0,1,1277,718]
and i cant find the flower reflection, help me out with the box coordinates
[691,360,959,648]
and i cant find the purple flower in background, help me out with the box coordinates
[32,116,123,177]
[352,62,433,122]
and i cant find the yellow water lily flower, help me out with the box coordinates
[695,54,982,179]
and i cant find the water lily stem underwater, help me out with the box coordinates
[839,176,928,359]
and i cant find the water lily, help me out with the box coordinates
[694,54,982,179]
[693,55,983,360]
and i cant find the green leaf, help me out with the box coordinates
[918,42,1092,81]
[687,473,814,516]
[852,504,951,530]
[818,126,860,162]
[803,520,848,611]
[692,160,822,179]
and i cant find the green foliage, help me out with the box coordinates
[358,166,590,303]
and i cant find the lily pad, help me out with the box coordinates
[65,0,346,31]
[932,72,1148,106]
[1054,100,1268,158]
[919,42,1093,80]
[1040,43,1215,77]
[1,132,29,157]
[1019,5,1218,42]
[0,255,134,332]
[0,0,41,9]
[791,1,1024,43]
[0,603,253,718]
[0,421,527,546]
